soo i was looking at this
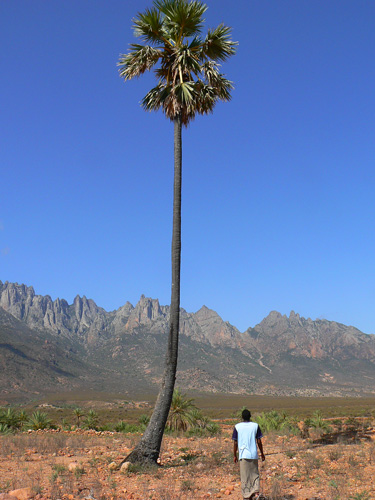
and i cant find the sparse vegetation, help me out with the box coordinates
[27,411,53,430]
[73,407,84,427]
[349,492,371,500]
[167,389,197,431]
[0,403,373,499]
[310,410,332,432]
[0,424,12,435]
[254,410,300,435]
[0,397,373,499]
[83,409,99,430]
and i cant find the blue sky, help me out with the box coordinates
[1,0,375,334]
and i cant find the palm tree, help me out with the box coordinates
[118,0,236,464]
[167,388,196,431]
[73,407,84,428]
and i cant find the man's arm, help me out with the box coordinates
[233,440,238,463]
[257,438,265,461]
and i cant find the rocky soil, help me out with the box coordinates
[0,422,375,500]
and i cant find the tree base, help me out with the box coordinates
[121,447,159,466]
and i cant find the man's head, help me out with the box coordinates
[242,409,251,421]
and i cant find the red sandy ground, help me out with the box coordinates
[1,423,375,499]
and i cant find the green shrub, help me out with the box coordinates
[167,389,196,431]
[206,422,221,435]
[27,411,53,430]
[0,408,28,431]
[0,423,12,435]
[138,414,150,426]
[83,410,99,430]
[255,410,292,433]
[73,407,85,428]
[310,411,332,432]
[98,424,113,432]
[114,421,140,433]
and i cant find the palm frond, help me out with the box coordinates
[158,0,207,40]
[172,46,201,78]
[133,7,168,45]
[118,44,162,80]
[142,82,169,112]
[175,81,197,104]
[194,82,217,114]
[201,61,234,100]
[189,35,204,51]
[202,24,238,62]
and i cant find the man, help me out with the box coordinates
[232,409,265,500]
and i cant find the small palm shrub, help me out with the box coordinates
[167,389,197,431]
[166,390,220,434]
[187,421,221,437]
[27,411,52,430]
[61,418,72,431]
[137,414,150,431]
[205,422,221,435]
[0,423,12,435]
[114,421,140,433]
[255,410,294,433]
[186,408,221,436]
[0,408,28,431]
[18,410,29,429]
[138,414,150,426]
[83,410,99,430]
[310,411,332,433]
[73,407,84,428]
[188,408,207,428]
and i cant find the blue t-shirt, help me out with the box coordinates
[232,421,263,460]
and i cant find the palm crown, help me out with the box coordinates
[118,0,237,126]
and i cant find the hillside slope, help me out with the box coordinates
[1,281,374,399]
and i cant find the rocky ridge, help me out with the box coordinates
[1,280,375,398]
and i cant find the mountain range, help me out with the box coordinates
[1,280,374,400]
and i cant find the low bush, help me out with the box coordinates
[27,411,53,430]
[114,421,140,433]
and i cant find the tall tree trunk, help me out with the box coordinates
[123,114,182,465]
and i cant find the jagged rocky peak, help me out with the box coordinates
[115,301,134,317]
[73,294,101,322]
[289,310,299,320]
[133,295,164,321]
[195,305,220,319]
[257,310,283,328]
[0,281,35,311]
[192,305,240,345]
[112,301,135,335]
[0,281,107,337]
[121,295,168,332]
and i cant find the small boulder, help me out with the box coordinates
[8,489,34,500]
[120,461,131,472]
[108,461,118,471]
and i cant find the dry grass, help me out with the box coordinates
[0,415,374,499]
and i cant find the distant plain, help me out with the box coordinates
[7,391,375,425]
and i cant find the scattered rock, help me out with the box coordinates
[7,489,34,500]
[120,462,131,472]
[108,461,118,471]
